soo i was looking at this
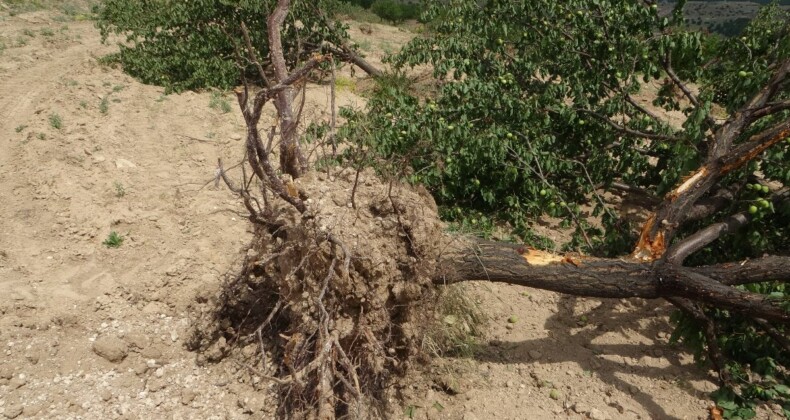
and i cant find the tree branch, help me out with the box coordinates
[720,118,790,174]
[665,213,750,265]
[661,53,718,129]
[579,109,682,142]
[665,297,732,385]
[438,241,790,325]
[684,183,742,222]
[712,58,790,158]
[750,99,790,120]
[690,256,790,286]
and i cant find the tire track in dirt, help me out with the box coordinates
[0,20,109,309]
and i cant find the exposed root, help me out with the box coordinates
[188,168,446,418]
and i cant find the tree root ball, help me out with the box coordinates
[188,168,448,418]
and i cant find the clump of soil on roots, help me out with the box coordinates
[188,167,447,418]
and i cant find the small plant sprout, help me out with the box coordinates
[48,113,62,129]
[99,96,109,114]
[113,181,125,198]
[15,125,27,133]
[103,231,124,248]
[209,91,232,113]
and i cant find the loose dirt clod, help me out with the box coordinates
[92,336,128,363]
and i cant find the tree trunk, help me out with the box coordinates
[436,241,790,325]
[268,0,304,179]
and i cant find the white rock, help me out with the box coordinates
[115,158,137,169]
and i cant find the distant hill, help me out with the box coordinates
[662,1,790,36]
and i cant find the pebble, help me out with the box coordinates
[573,402,591,415]
[133,361,149,376]
[2,404,22,419]
[124,332,151,350]
[140,346,163,360]
[528,350,542,360]
[8,375,26,389]
[147,378,167,392]
[181,390,197,405]
[590,358,602,369]
[115,158,138,169]
[22,403,43,417]
[100,389,113,402]
[590,408,607,420]
[92,336,129,363]
[25,352,39,365]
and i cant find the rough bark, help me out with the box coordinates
[437,242,790,325]
[267,0,303,178]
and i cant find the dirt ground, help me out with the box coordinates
[0,8,768,420]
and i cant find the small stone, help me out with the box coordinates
[437,374,466,395]
[573,402,591,414]
[244,396,265,413]
[100,389,113,402]
[114,158,137,169]
[505,380,514,388]
[140,346,163,361]
[230,134,242,141]
[3,404,23,419]
[652,349,663,358]
[590,408,607,420]
[8,375,26,389]
[147,378,167,392]
[528,350,542,360]
[22,403,43,417]
[124,332,151,350]
[25,352,40,365]
[92,336,129,363]
[181,390,197,405]
[133,361,149,376]
[590,357,603,369]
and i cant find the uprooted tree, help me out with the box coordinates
[100,0,789,418]
[342,0,790,416]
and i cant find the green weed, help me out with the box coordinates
[48,113,62,129]
[15,125,27,133]
[102,231,124,248]
[113,181,125,198]
[209,91,232,113]
[99,96,109,114]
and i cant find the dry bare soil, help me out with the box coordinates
[0,8,770,420]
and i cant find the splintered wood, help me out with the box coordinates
[518,247,582,266]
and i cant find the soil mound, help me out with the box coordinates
[188,168,445,417]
